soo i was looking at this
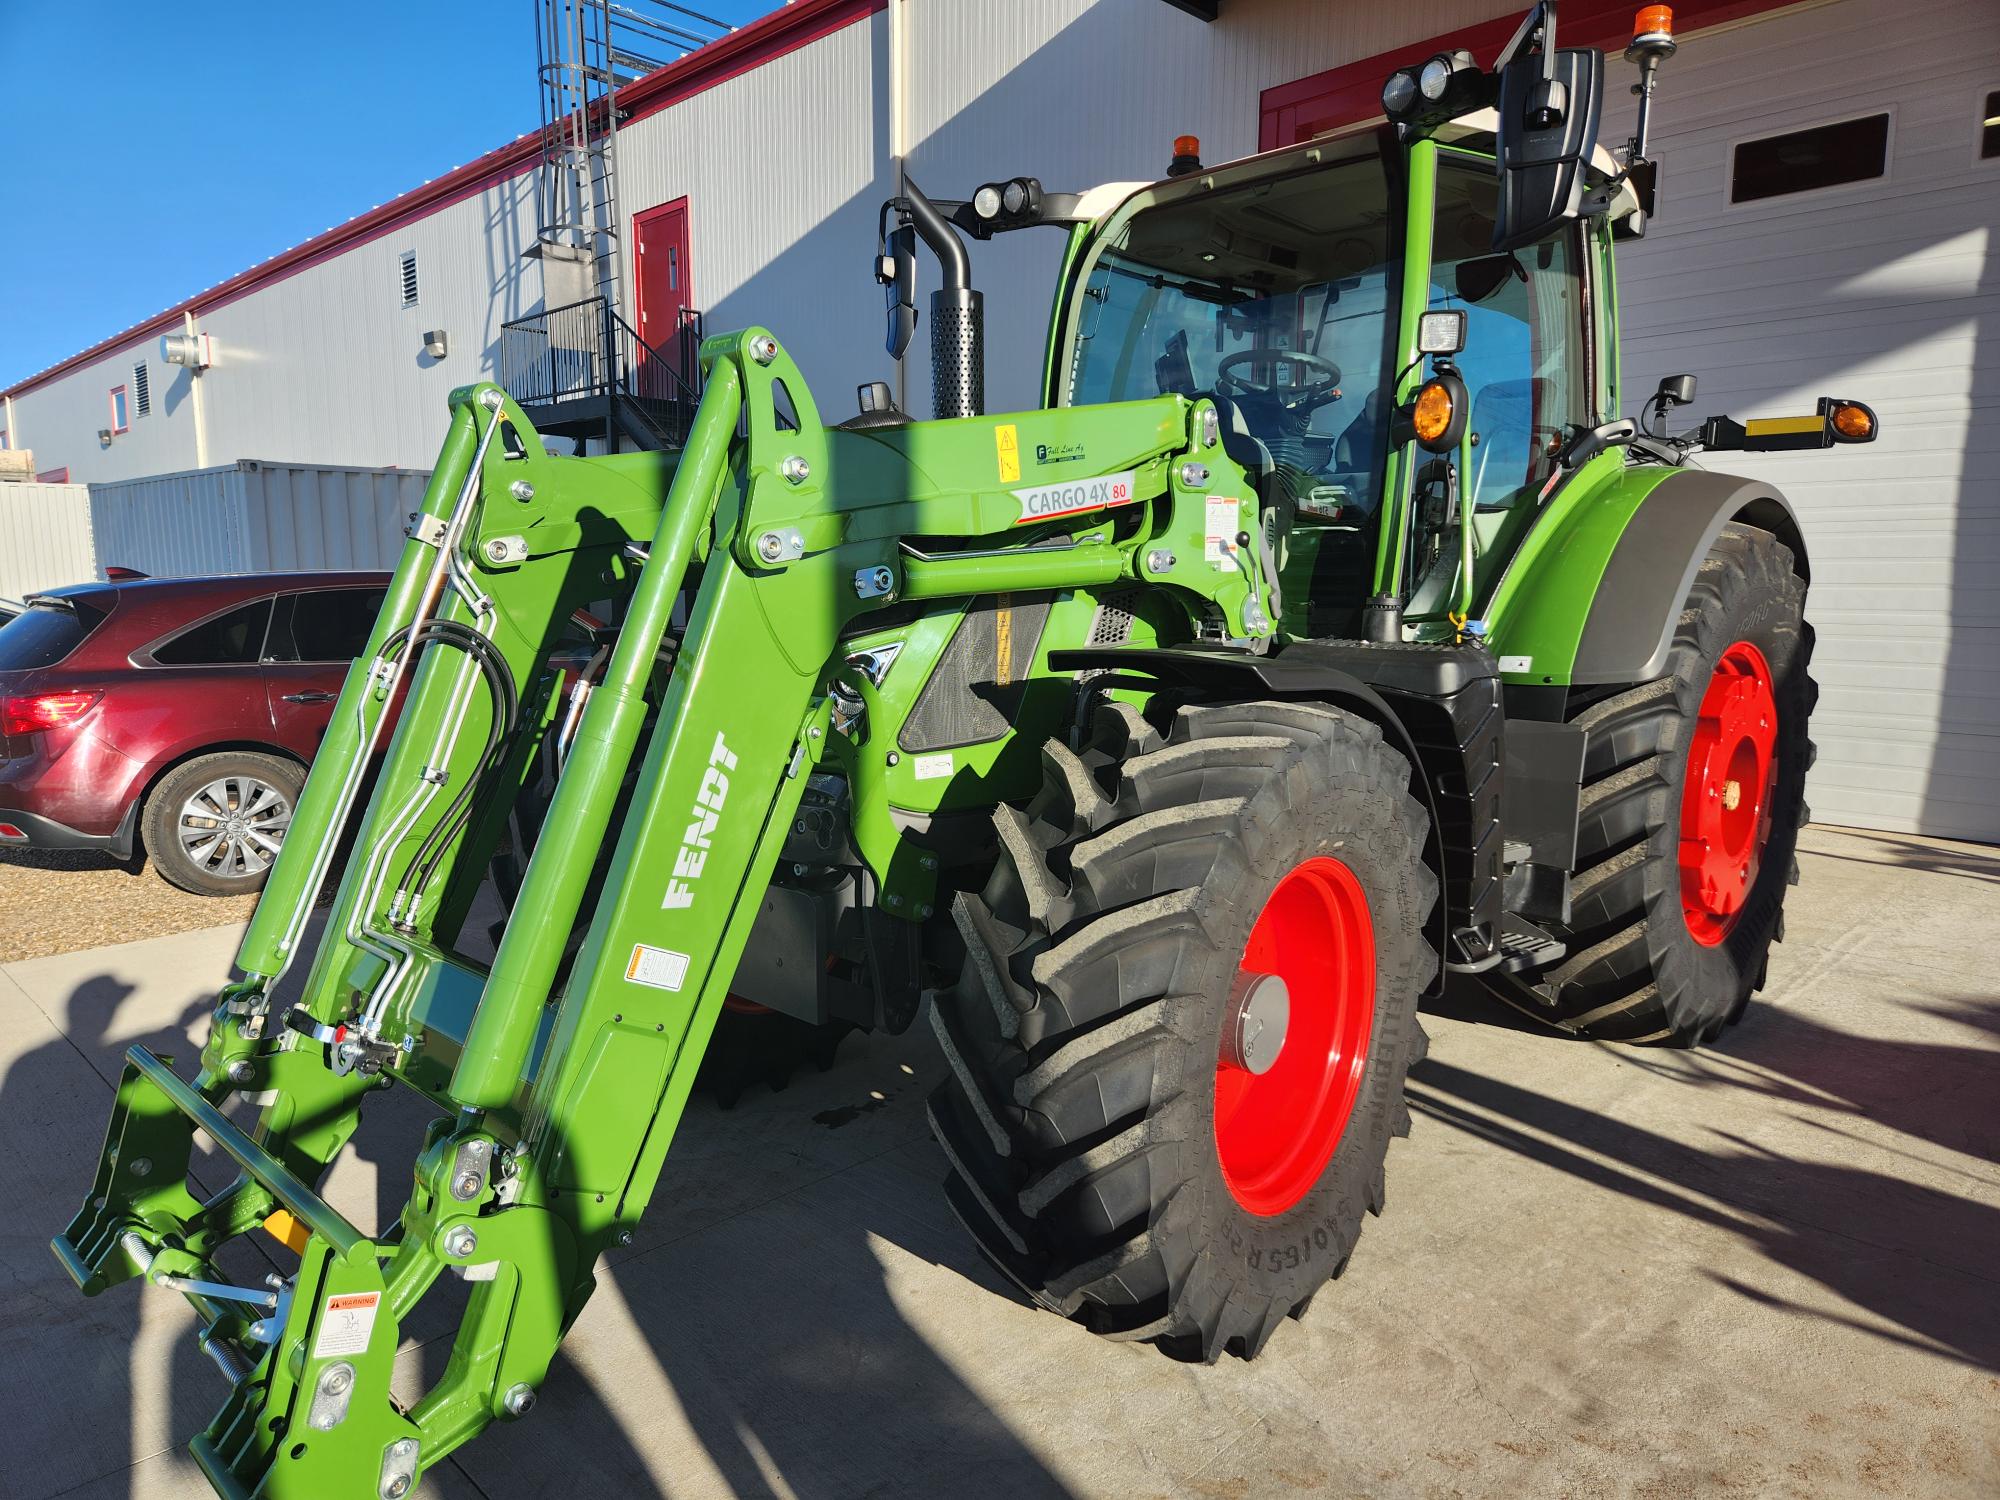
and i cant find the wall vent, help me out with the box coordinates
[133,361,151,417]
[399,251,420,308]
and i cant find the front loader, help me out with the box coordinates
[55,5,1878,1494]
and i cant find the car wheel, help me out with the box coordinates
[143,751,304,896]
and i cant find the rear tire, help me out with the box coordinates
[929,698,1436,1361]
[143,751,304,897]
[1544,522,1816,1044]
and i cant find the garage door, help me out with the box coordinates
[1613,0,2000,841]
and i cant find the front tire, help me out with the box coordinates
[1545,522,1816,1044]
[929,699,1437,1361]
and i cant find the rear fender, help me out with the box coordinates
[1486,464,1809,688]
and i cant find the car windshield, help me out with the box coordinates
[1066,151,1400,521]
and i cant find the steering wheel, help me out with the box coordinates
[1216,348,1344,415]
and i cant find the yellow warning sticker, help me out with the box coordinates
[995,423,1020,483]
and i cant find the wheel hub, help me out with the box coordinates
[1221,972,1291,1075]
[1213,856,1376,1217]
[1679,640,1778,945]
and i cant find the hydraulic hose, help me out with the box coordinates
[382,620,520,907]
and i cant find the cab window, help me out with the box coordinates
[1065,151,1401,524]
[1427,153,1588,516]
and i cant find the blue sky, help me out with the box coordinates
[0,0,775,388]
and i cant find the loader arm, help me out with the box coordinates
[53,328,1273,1499]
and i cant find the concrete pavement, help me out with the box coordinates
[3,824,1995,1499]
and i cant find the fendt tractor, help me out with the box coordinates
[56,5,1878,1494]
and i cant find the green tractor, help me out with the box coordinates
[55,5,1877,1494]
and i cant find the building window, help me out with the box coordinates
[399,250,420,308]
[133,361,151,416]
[109,385,131,434]
[1731,112,1890,204]
[1982,89,1999,161]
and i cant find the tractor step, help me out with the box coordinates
[1496,912,1566,973]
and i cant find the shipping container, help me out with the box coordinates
[86,460,430,577]
[0,481,96,599]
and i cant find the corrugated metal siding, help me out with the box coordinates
[238,462,430,570]
[903,0,1517,410]
[10,172,543,485]
[1613,0,2000,839]
[87,461,430,576]
[0,483,95,597]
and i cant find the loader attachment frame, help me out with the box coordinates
[53,327,1260,1498]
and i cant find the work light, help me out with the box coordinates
[1381,69,1419,118]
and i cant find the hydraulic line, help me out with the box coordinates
[381,620,521,915]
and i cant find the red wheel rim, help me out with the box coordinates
[1214,856,1376,1217]
[1679,640,1779,946]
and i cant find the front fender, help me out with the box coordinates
[1487,462,1808,687]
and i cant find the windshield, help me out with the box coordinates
[1066,152,1400,522]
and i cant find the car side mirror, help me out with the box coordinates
[1492,45,1603,252]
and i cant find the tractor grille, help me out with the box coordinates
[1087,589,1142,647]
[900,593,1051,753]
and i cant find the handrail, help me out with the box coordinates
[498,295,704,447]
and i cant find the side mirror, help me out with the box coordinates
[1654,373,1696,408]
[1492,45,1603,252]
[877,224,918,360]
[1453,253,1526,305]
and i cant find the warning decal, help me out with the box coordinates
[995,423,1021,483]
[1012,469,1137,525]
[312,1290,381,1359]
[626,944,692,992]
[1204,495,1242,567]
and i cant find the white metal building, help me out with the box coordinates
[2,0,1993,839]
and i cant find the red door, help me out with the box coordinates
[633,198,692,394]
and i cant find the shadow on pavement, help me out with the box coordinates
[1407,1049,2000,1376]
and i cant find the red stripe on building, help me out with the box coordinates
[3,0,885,401]
[1259,0,1800,150]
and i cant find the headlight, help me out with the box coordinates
[1418,55,1455,101]
[973,184,1002,220]
[1002,178,1031,215]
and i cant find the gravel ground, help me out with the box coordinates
[0,847,258,962]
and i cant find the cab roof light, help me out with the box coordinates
[1168,135,1203,178]
[1630,5,1676,57]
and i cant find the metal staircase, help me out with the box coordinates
[531,0,733,310]
[499,295,705,451]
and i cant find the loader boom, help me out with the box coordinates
[53,329,1269,1497]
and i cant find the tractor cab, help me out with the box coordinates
[1045,124,1606,639]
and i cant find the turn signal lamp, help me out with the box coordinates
[1829,400,1876,442]
[1,691,101,737]
[1412,383,1455,445]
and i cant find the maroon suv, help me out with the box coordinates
[0,572,388,895]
